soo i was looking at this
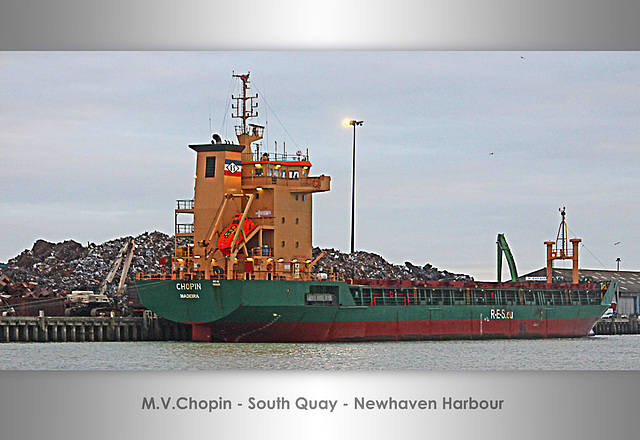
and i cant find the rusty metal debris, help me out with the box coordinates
[312,247,473,282]
[0,232,472,316]
[0,231,173,316]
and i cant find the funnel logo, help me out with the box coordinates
[224,159,241,176]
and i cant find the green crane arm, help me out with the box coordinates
[497,233,519,282]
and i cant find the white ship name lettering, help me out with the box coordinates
[489,309,513,319]
[176,282,203,291]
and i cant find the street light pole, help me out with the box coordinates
[347,120,363,254]
[615,257,621,313]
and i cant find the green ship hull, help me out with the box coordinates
[134,278,616,342]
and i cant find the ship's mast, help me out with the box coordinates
[544,208,581,284]
[555,207,569,258]
[231,72,264,153]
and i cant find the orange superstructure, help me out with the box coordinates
[172,72,331,281]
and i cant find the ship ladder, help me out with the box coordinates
[465,289,471,305]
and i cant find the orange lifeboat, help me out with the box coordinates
[217,215,257,256]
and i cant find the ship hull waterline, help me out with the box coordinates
[134,279,616,342]
[187,316,603,343]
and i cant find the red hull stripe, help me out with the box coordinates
[191,318,599,342]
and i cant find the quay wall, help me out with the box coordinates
[593,317,639,335]
[2,315,636,341]
[0,313,191,342]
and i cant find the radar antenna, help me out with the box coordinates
[231,72,264,151]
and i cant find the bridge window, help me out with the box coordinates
[205,157,216,178]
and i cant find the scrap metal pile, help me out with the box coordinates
[1,232,472,315]
[312,248,473,282]
[0,232,173,315]
[1,231,173,295]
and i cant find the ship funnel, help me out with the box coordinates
[211,133,222,144]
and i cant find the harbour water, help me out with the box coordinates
[1,334,639,370]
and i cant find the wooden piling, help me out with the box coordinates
[593,316,640,335]
[0,315,191,343]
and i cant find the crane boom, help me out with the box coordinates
[497,233,519,282]
[116,241,135,297]
[99,237,134,295]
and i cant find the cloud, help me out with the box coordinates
[2,51,639,279]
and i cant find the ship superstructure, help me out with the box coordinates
[172,73,330,282]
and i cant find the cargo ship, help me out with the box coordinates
[135,73,616,342]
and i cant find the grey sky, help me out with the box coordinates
[1,51,638,280]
